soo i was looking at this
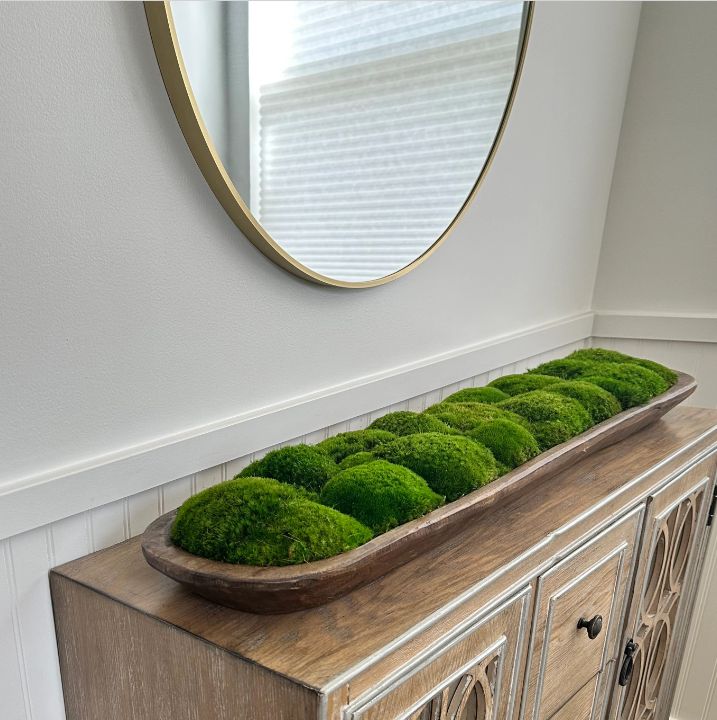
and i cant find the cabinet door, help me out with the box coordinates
[344,586,532,720]
[521,508,643,720]
[610,457,717,720]
[548,675,600,720]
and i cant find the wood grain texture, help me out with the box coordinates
[140,373,697,614]
[549,675,599,720]
[51,573,319,720]
[52,407,717,696]
[522,510,641,719]
[346,591,529,720]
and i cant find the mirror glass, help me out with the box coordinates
[170,1,528,283]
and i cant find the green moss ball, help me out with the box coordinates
[594,363,668,396]
[498,391,592,450]
[374,432,498,501]
[171,477,372,566]
[567,348,678,385]
[583,363,668,409]
[337,451,375,470]
[546,381,622,423]
[238,444,337,492]
[579,363,668,408]
[488,373,562,396]
[368,411,455,436]
[317,429,396,463]
[320,460,443,533]
[424,402,529,433]
[531,357,668,409]
[528,358,603,380]
[466,419,540,469]
[442,387,509,404]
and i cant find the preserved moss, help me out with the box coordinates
[580,364,668,408]
[238,444,337,492]
[375,432,498,501]
[172,477,372,566]
[337,451,375,470]
[498,391,592,450]
[317,429,396,463]
[528,358,603,380]
[424,401,529,433]
[531,358,669,409]
[320,461,443,533]
[466,419,540,469]
[546,380,622,424]
[442,387,509,404]
[368,411,455,436]
[488,373,561,396]
[567,348,678,385]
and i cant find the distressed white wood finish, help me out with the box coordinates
[0,341,587,720]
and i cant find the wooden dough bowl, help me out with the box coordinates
[142,372,696,614]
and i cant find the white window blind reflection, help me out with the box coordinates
[248,0,524,282]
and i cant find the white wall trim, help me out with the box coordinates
[593,311,717,344]
[0,312,593,541]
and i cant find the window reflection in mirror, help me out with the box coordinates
[171,1,528,283]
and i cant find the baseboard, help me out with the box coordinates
[0,312,593,540]
[593,311,717,344]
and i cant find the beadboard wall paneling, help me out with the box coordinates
[0,341,586,720]
[0,311,593,542]
[671,517,717,720]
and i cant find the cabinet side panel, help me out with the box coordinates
[51,574,319,720]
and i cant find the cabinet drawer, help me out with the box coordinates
[522,508,642,720]
[549,675,599,720]
[345,587,532,720]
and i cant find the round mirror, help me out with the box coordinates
[146,1,532,287]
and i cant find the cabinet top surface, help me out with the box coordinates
[52,406,717,690]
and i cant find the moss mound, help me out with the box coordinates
[466,419,540,469]
[498,391,592,450]
[320,461,443,533]
[375,432,498,501]
[531,357,668,409]
[567,348,678,385]
[369,411,455,436]
[546,381,622,423]
[579,363,668,408]
[424,401,529,433]
[443,387,509,404]
[337,451,375,470]
[488,373,561,396]
[238,444,336,492]
[529,358,603,380]
[317,429,396,463]
[172,477,372,566]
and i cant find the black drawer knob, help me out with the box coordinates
[577,614,603,639]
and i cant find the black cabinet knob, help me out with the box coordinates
[577,614,603,639]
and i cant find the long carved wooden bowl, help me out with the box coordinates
[142,372,696,614]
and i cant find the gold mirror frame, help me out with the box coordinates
[144,1,534,288]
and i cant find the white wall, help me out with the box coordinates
[589,4,717,719]
[593,2,717,316]
[0,2,646,719]
[0,1,639,502]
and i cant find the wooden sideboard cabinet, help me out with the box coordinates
[50,407,717,720]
